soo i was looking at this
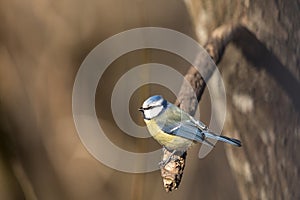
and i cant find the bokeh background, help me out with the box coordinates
[0,0,299,199]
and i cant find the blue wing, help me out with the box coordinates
[157,119,242,147]
[155,118,215,146]
[154,104,241,147]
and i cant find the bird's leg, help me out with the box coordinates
[159,148,177,168]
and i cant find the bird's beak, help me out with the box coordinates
[138,107,144,112]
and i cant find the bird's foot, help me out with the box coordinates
[158,159,170,168]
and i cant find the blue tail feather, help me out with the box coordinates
[203,131,242,147]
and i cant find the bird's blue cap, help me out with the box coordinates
[144,95,163,104]
[141,95,167,108]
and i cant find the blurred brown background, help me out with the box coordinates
[0,0,299,199]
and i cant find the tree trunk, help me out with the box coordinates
[184,0,300,199]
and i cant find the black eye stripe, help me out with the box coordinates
[143,107,151,110]
[143,105,161,110]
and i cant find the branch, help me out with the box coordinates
[161,23,243,192]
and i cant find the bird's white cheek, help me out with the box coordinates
[144,106,163,119]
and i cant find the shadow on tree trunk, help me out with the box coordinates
[232,26,300,112]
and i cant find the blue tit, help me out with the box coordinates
[139,95,241,164]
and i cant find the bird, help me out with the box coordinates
[139,95,241,166]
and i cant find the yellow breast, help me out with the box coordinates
[144,119,194,151]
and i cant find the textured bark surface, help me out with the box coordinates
[184,0,300,199]
[160,148,186,192]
